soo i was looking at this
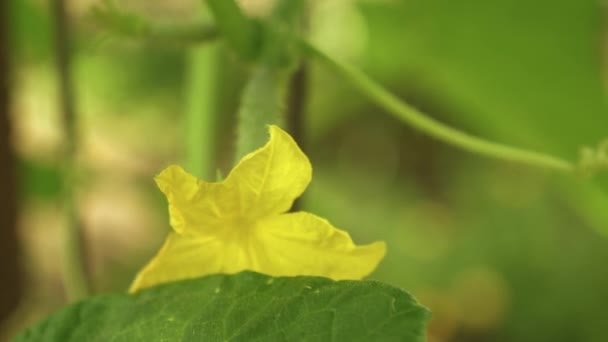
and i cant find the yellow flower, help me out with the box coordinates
[130,125,386,292]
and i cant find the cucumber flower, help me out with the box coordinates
[130,126,386,292]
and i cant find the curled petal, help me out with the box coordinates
[224,125,312,219]
[154,126,311,234]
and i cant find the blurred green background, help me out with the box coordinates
[2,0,608,341]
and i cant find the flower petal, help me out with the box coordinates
[133,126,386,292]
[253,212,386,280]
[223,125,312,219]
[129,232,223,292]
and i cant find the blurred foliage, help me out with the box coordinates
[306,0,608,341]
[360,0,606,153]
[5,0,608,341]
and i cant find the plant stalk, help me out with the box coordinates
[235,67,290,160]
[52,0,88,301]
[206,0,259,60]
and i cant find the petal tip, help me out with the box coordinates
[155,164,184,186]
[154,164,198,196]
[128,278,142,294]
[376,240,388,255]
[268,125,312,178]
[155,164,186,179]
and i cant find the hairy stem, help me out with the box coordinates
[235,67,290,160]
[209,0,303,161]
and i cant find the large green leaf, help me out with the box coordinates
[12,272,430,341]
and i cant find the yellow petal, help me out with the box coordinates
[129,232,224,292]
[253,212,386,280]
[131,125,386,292]
[223,125,312,219]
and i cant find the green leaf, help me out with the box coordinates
[12,272,430,342]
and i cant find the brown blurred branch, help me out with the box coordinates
[52,0,89,301]
[286,64,308,212]
[286,6,309,212]
[0,0,23,324]
[287,63,308,151]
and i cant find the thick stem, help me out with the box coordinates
[301,40,575,173]
[52,0,88,301]
[209,0,301,161]
[235,67,290,160]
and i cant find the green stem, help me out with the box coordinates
[92,2,218,47]
[209,0,303,161]
[300,40,575,173]
[235,67,290,160]
[184,42,220,179]
[206,0,259,59]
[52,0,88,301]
